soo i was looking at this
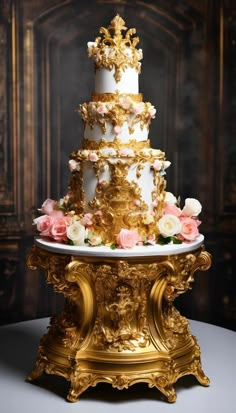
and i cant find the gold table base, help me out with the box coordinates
[26,243,211,403]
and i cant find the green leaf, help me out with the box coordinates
[171,236,182,244]
[67,239,74,246]
[157,235,171,245]
[110,244,118,250]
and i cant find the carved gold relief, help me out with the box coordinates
[82,138,150,150]
[68,148,167,244]
[79,100,155,134]
[91,92,143,102]
[88,15,142,81]
[27,245,211,402]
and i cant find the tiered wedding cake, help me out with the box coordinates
[34,15,202,249]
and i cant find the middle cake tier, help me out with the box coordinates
[79,92,156,144]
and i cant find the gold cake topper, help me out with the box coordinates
[88,15,143,82]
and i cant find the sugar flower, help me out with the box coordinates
[182,198,202,217]
[157,214,181,238]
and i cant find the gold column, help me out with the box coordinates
[27,244,211,403]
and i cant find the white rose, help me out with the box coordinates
[157,214,181,238]
[69,159,80,172]
[165,192,177,205]
[182,198,202,217]
[66,222,87,246]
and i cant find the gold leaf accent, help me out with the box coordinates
[88,15,142,81]
[78,100,155,133]
[82,138,150,150]
[91,92,143,102]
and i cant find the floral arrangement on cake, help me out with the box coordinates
[33,192,202,249]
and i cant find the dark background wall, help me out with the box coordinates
[0,0,236,330]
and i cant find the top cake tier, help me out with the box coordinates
[88,15,143,94]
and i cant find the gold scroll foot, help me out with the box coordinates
[149,375,176,403]
[194,366,210,387]
[67,373,96,402]
[27,359,45,382]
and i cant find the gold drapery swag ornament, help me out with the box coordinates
[26,242,211,403]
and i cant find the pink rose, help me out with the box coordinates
[164,204,182,217]
[153,160,162,170]
[80,213,93,227]
[50,209,64,218]
[120,148,134,156]
[88,152,98,162]
[49,216,72,242]
[33,215,55,236]
[96,104,108,115]
[114,125,122,135]
[132,102,144,115]
[119,96,131,109]
[117,229,140,249]
[179,217,200,241]
[40,198,57,215]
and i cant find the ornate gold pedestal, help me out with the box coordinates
[26,238,211,403]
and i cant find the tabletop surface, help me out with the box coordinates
[0,317,235,413]
[34,234,204,257]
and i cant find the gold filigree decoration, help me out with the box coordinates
[82,138,150,150]
[160,249,212,349]
[84,160,166,244]
[67,149,167,244]
[79,99,156,135]
[90,260,159,351]
[27,245,211,402]
[70,147,165,162]
[91,92,143,102]
[68,169,85,215]
[88,15,142,81]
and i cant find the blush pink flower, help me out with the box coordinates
[33,215,56,237]
[179,217,200,241]
[117,229,140,249]
[119,96,131,109]
[80,213,93,227]
[40,198,57,215]
[153,160,162,171]
[49,216,72,242]
[164,204,182,217]
[96,104,108,115]
[88,152,98,162]
[132,102,144,115]
[120,148,134,157]
[113,125,122,135]
[50,209,64,218]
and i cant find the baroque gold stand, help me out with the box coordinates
[26,237,211,403]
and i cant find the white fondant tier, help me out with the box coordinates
[84,122,149,142]
[35,234,204,257]
[95,67,139,94]
[82,159,156,210]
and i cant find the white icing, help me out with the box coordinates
[127,162,154,208]
[82,162,98,208]
[95,67,139,94]
[84,123,149,142]
[83,159,155,212]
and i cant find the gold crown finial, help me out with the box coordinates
[87,15,143,82]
